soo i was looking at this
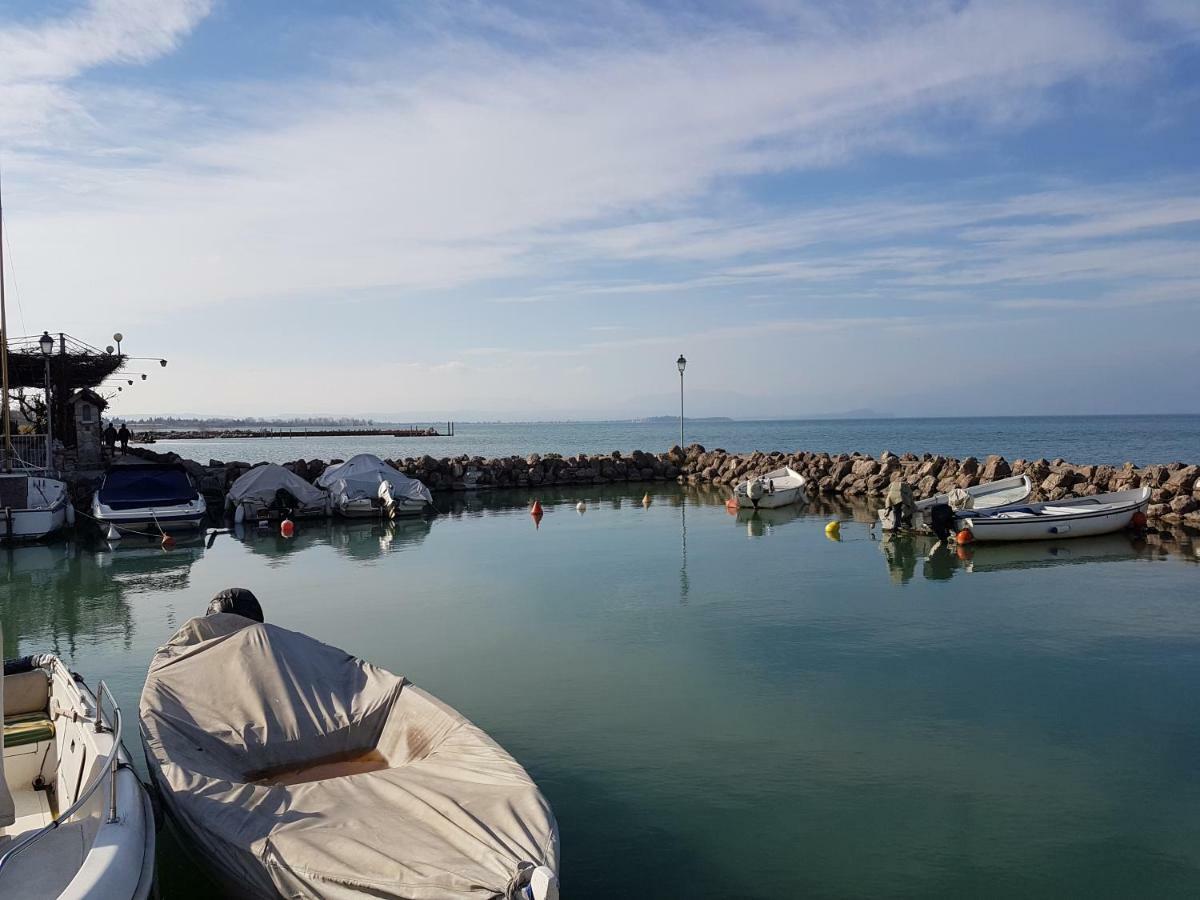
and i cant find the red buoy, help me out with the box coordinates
[531,500,543,517]
[281,519,295,538]
[1129,511,1147,529]
[955,528,974,545]
[725,497,739,513]
[161,534,176,550]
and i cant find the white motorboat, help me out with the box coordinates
[961,487,1151,542]
[316,454,432,518]
[91,463,206,533]
[140,597,558,900]
[0,640,155,898]
[226,463,330,523]
[0,474,71,542]
[733,466,807,509]
[878,474,1033,532]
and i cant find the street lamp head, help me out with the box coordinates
[38,331,54,356]
[159,359,168,367]
[105,345,114,355]
[677,354,687,374]
[141,374,147,380]
[113,332,123,343]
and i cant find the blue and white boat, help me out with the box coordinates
[91,464,206,534]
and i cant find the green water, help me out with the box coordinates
[4,486,1200,897]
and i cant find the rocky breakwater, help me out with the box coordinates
[672,447,1200,527]
[123,445,1200,528]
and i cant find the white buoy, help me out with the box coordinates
[576,501,586,513]
[106,523,122,541]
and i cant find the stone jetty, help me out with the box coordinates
[115,444,1200,529]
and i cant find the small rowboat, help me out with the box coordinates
[0,640,155,898]
[878,474,1033,532]
[961,487,1150,542]
[140,596,559,899]
[733,466,806,509]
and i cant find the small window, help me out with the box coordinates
[81,405,95,424]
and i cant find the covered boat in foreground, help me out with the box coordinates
[0,474,71,542]
[316,453,433,518]
[0,633,155,898]
[226,463,330,523]
[732,466,807,509]
[960,487,1151,542]
[91,463,206,533]
[878,474,1033,533]
[140,603,559,900]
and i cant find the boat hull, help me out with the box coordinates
[336,497,427,518]
[735,487,804,509]
[878,474,1034,532]
[962,490,1150,542]
[733,467,807,509]
[0,503,67,542]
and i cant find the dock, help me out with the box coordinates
[135,423,455,442]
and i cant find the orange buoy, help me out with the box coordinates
[725,497,739,512]
[1129,511,1147,529]
[531,500,544,517]
[281,518,295,538]
[161,533,176,550]
[955,528,974,545]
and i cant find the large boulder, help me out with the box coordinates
[980,455,1011,481]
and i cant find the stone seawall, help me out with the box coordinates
[121,445,1200,528]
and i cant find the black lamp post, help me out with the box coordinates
[676,354,687,448]
[39,331,53,463]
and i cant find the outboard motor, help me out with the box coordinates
[746,479,766,507]
[928,503,958,543]
[207,588,264,623]
[882,481,915,531]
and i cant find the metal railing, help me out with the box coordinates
[0,680,123,874]
[0,433,50,471]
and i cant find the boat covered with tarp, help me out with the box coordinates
[226,463,330,522]
[0,474,71,542]
[91,463,206,533]
[139,604,559,900]
[316,453,432,517]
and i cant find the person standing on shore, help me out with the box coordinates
[103,422,118,456]
[118,423,130,454]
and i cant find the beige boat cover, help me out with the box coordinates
[139,614,558,899]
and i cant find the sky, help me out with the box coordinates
[0,0,1198,420]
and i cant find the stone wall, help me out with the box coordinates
[122,444,1200,528]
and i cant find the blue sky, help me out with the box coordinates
[1,0,1198,419]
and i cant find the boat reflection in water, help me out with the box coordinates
[234,517,433,562]
[3,535,206,656]
[729,502,805,538]
[880,531,1152,583]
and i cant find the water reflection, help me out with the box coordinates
[234,517,434,561]
[729,503,805,538]
[2,535,205,657]
[878,531,1161,583]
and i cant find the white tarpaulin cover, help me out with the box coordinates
[139,614,558,899]
[317,454,433,505]
[227,464,329,511]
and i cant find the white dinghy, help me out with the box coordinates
[140,592,559,900]
[961,487,1151,543]
[0,635,155,898]
[878,474,1033,533]
[316,454,433,518]
[226,463,330,524]
[733,466,807,509]
[0,474,71,542]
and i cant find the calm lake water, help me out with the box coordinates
[4,485,1200,897]
[144,414,1200,468]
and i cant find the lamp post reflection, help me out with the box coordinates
[679,494,689,604]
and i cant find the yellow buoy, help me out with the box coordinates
[642,493,652,507]
[824,520,841,541]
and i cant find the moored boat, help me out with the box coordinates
[733,466,806,509]
[226,462,330,523]
[91,463,206,533]
[877,474,1033,533]
[140,594,559,899]
[0,474,71,542]
[0,636,156,898]
[316,453,432,518]
[960,487,1151,542]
